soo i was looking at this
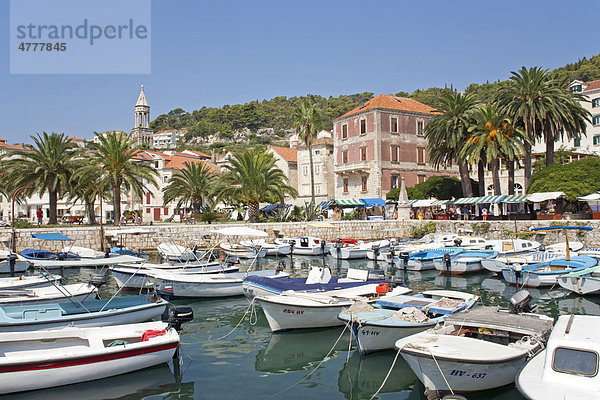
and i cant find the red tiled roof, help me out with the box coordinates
[584,80,600,92]
[298,137,333,148]
[270,146,297,163]
[335,94,437,120]
[154,129,177,134]
[182,149,211,158]
[165,156,219,172]
[67,136,85,141]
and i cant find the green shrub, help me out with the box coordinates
[472,222,490,235]
[409,222,437,238]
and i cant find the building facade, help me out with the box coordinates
[153,129,183,149]
[332,94,457,199]
[296,131,335,203]
[131,85,153,147]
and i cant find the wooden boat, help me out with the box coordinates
[274,237,329,256]
[557,265,600,295]
[0,321,181,394]
[338,290,479,354]
[517,315,600,400]
[395,292,553,399]
[255,284,412,332]
[0,273,61,290]
[242,267,386,298]
[152,269,289,299]
[501,256,597,288]
[0,294,167,332]
[0,283,97,305]
[434,250,498,275]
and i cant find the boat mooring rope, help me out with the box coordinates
[369,348,401,400]
[209,298,257,341]
[266,322,350,400]
[429,346,455,395]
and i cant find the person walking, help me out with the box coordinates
[36,208,43,225]
[482,207,488,221]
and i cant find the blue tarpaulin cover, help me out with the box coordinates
[32,233,74,241]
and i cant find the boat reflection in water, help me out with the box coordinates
[433,271,488,290]
[256,327,348,373]
[2,363,194,400]
[338,350,417,399]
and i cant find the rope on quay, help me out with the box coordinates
[208,298,257,341]
[266,322,350,400]
[369,347,401,400]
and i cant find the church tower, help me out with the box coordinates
[132,85,153,147]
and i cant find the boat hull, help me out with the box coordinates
[404,259,436,271]
[258,299,347,332]
[348,319,435,354]
[434,259,484,275]
[502,269,557,288]
[557,275,600,295]
[0,260,31,274]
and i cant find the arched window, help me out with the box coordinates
[486,184,494,196]
[514,183,523,195]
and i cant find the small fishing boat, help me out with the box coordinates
[255,283,411,332]
[329,239,360,259]
[0,253,31,274]
[23,254,146,269]
[338,290,479,354]
[396,247,463,271]
[61,245,105,259]
[485,239,542,256]
[339,240,390,260]
[0,283,97,305]
[20,248,79,261]
[434,249,498,275]
[110,260,239,289]
[517,315,600,400]
[0,319,188,395]
[240,239,291,256]
[152,269,289,299]
[0,273,61,290]
[106,228,153,260]
[157,243,198,262]
[220,243,267,259]
[274,236,329,256]
[0,294,168,332]
[502,256,597,288]
[452,236,490,250]
[242,266,386,298]
[481,251,567,273]
[556,265,600,295]
[395,291,553,399]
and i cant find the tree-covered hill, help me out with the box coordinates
[152,53,600,148]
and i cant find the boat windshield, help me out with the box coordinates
[552,347,599,376]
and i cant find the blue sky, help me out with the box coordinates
[1,0,599,143]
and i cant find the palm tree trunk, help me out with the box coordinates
[85,196,96,224]
[477,160,485,196]
[308,143,315,204]
[524,119,533,189]
[459,162,473,197]
[545,129,555,167]
[491,158,501,195]
[248,202,259,223]
[508,159,515,195]
[112,177,121,226]
[48,189,58,224]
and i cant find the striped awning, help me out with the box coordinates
[475,195,507,204]
[335,199,365,207]
[502,194,530,203]
[318,200,335,209]
[431,199,449,206]
[453,197,480,205]
[412,199,436,207]
[408,199,418,205]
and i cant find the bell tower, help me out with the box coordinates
[132,85,153,147]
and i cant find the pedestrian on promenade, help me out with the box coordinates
[482,207,488,221]
[36,208,43,225]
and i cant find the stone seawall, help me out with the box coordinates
[5,219,600,252]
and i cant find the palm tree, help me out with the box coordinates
[293,100,324,204]
[0,133,79,224]
[216,149,297,223]
[425,91,476,197]
[87,131,158,225]
[461,104,527,195]
[69,159,111,224]
[162,162,216,215]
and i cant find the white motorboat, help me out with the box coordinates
[255,284,411,332]
[219,243,267,259]
[240,239,291,256]
[61,245,105,259]
[0,321,181,394]
[485,239,542,256]
[0,283,98,305]
[110,261,238,289]
[339,240,390,260]
[338,290,479,354]
[157,243,198,262]
[481,251,567,273]
[22,254,145,269]
[151,269,289,299]
[557,265,600,295]
[433,250,498,275]
[0,273,61,290]
[395,291,553,399]
[274,237,329,256]
[452,236,490,250]
[517,315,600,400]
[0,251,32,274]
[545,241,584,252]
[501,256,597,288]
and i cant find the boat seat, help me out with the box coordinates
[23,308,64,319]
[305,267,332,284]
[341,268,369,282]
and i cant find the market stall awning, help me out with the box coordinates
[335,199,365,207]
[452,197,480,205]
[578,192,600,201]
[361,198,386,207]
[527,192,566,203]
[476,195,507,204]
[318,200,335,209]
[502,194,530,203]
[431,199,449,206]
[411,199,436,207]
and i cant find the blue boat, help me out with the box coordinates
[434,249,498,275]
[0,294,168,332]
[502,255,598,288]
[397,247,463,271]
[20,233,80,261]
[241,267,387,298]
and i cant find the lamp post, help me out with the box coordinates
[11,186,33,253]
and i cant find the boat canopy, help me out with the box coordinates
[31,233,73,241]
[205,226,268,237]
[360,198,386,207]
[531,226,593,232]
[527,192,566,203]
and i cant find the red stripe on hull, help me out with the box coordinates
[0,341,179,373]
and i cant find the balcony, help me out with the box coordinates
[334,161,371,175]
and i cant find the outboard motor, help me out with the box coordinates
[335,239,342,258]
[509,289,536,314]
[276,259,286,273]
[289,240,295,255]
[225,256,240,266]
[7,253,17,276]
[89,272,107,288]
[389,247,396,263]
[104,247,111,258]
[443,253,451,272]
[372,244,380,259]
[157,284,175,300]
[57,252,68,261]
[453,238,462,247]
[485,244,493,250]
[164,306,194,331]
[320,240,326,255]
[389,275,403,289]
[399,252,410,270]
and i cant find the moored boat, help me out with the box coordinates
[481,251,567,273]
[397,247,463,271]
[0,283,97,305]
[502,255,597,288]
[434,249,498,275]
[0,273,61,290]
[556,265,600,295]
[157,243,198,262]
[339,240,390,260]
[220,242,267,259]
[274,237,329,256]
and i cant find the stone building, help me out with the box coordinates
[267,145,298,198]
[131,85,153,147]
[332,94,457,200]
[296,131,335,203]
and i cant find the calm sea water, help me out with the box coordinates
[3,255,599,400]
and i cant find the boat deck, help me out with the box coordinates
[445,306,553,336]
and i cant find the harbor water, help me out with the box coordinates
[3,254,597,400]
